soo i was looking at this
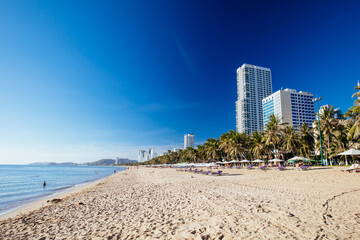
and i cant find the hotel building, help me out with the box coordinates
[184,133,195,149]
[262,88,315,130]
[236,64,272,134]
[138,150,147,162]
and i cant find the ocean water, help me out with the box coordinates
[0,164,126,215]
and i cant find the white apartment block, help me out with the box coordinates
[138,148,157,162]
[262,88,315,130]
[138,150,147,162]
[236,64,272,134]
[184,133,195,149]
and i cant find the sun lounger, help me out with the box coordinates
[277,166,286,171]
[247,165,254,170]
[341,164,360,172]
[210,171,222,176]
[202,171,212,175]
[299,165,310,171]
[260,166,267,171]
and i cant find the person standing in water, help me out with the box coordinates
[43,181,46,187]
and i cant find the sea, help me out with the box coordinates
[0,164,126,215]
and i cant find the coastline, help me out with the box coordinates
[1,167,360,239]
[0,168,127,221]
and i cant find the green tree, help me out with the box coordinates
[298,123,314,158]
[281,126,299,157]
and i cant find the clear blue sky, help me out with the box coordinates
[0,0,359,164]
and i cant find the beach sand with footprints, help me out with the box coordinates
[1,167,360,239]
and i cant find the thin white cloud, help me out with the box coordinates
[172,32,197,73]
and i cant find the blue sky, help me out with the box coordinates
[0,0,359,164]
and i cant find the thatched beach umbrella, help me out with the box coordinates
[252,159,265,168]
[337,149,360,165]
[269,158,284,166]
[239,159,250,166]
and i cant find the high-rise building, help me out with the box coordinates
[138,150,147,162]
[138,148,158,162]
[236,63,272,134]
[149,147,156,159]
[184,134,195,149]
[262,88,315,130]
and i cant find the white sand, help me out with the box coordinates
[1,167,360,239]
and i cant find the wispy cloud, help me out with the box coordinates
[172,32,197,73]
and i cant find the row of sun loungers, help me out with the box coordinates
[176,168,223,176]
[246,165,289,171]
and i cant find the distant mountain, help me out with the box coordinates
[29,158,136,166]
[116,158,137,164]
[29,162,79,166]
[85,159,115,166]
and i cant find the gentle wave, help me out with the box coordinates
[0,164,126,215]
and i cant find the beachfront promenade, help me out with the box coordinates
[1,167,360,239]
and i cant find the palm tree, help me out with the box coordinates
[227,132,250,160]
[196,144,207,162]
[281,126,299,157]
[314,106,338,165]
[219,131,233,160]
[251,130,266,159]
[263,114,282,159]
[298,123,314,158]
[204,138,221,161]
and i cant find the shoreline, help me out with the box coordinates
[1,167,360,239]
[0,169,127,221]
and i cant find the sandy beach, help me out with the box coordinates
[1,167,360,239]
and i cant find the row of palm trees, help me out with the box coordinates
[141,84,360,165]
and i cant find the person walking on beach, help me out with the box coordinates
[114,170,116,174]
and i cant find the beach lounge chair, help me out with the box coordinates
[247,165,254,170]
[260,165,267,171]
[203,171,211,175]
[210,171,222,176]
[299,165,310,171]
[277,166,286,171]
[341,164,360,172]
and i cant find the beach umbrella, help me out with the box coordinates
[252,159,265,168]
[287,156,309,162]
[252,159,265,163]
[268,158,284,162]
[337,149,360,165]
[230,160,241,163]
[287,156,309,167]
[268,158,284,166]
[239,159,250,162]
